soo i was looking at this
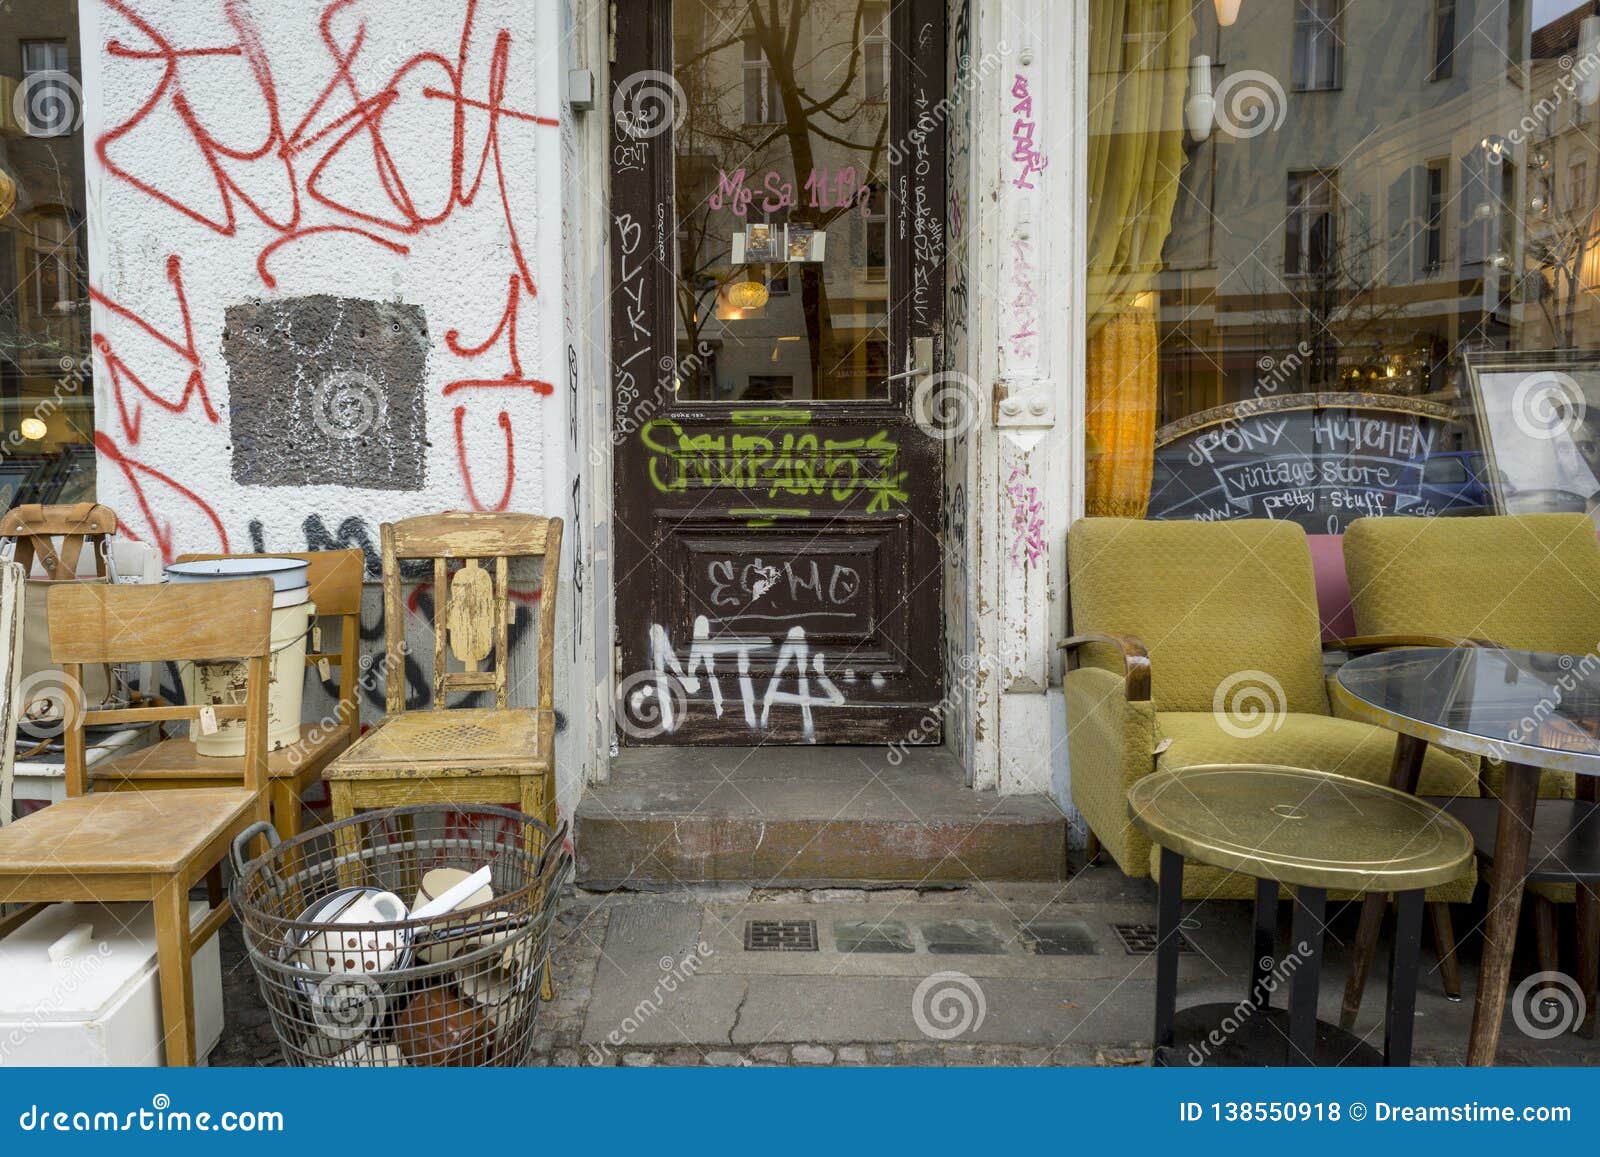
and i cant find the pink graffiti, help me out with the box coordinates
[1010,74,1048,190]
[1009,236,1038,361]
[1006,465,1045,569]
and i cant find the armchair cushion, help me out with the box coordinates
[1067,519,1329,715]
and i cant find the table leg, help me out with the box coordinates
[1342,732,1428,1030]
[1467,762,1540,1066]
[1251,876,1277,1007]
[1153,845,1184,1055]
[1384,889,1424,1066]
[1287,885,1327,1066]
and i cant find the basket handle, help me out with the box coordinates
[230,821,281,876]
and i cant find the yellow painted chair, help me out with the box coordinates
[1061,517,1479,995]
[1341,512,1600,1024]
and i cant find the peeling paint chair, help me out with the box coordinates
[1339,513,1600,1026]
[88,549,365,841]
[1060,517,1479,996]
[322,512,561,992]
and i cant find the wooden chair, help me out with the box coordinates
[0,579,274,1065]
[88,549,365,840]
[324,512,560,830]
[0,561,24,828]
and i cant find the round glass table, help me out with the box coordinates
[1332,646,1600,1064]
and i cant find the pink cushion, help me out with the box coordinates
[1307,533,1356,641]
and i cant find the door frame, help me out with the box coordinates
[606,0,949,746]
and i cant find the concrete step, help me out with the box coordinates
[576,746,1068,888]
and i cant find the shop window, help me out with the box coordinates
[1291,0,1342,93]
[1,5,95,515]
[1083,0,1600,533]
[864,183,887,282]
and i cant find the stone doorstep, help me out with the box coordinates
[575,746,1068,888]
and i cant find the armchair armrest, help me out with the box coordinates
[1323,633,1496,655]
[1058,633,1151,702]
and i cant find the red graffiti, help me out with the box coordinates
[88,254,218,444]
[454,407,515,512]
[94,432,230,563]
[94,0,561,521]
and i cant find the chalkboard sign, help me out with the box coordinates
[1147,393,1463,535]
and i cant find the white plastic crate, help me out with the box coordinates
[0,899,224,1066]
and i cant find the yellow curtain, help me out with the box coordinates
[1084,0,1193,518]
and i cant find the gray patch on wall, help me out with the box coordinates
[225,295,428,490]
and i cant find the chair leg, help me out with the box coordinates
[204,863,225,910]
[1429,902,1462,1002]
[329,781,363,888]
[1533,892,1560,977]
[520,776,556,1002]
[269,780,302,841]
[1340,893,1387,1030]
[153,877,196,1067]
[1577,884,1598,1036]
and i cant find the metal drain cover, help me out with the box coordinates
[744,919,819,952]
[1113,922,1195,956]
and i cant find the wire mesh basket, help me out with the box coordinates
[230,805,571,1067]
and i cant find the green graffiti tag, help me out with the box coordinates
[640,417,910,514]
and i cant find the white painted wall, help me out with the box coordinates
[79,0,586,820]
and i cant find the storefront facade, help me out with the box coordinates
[5,0,1599,848]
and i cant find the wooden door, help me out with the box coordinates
[610,0,946,744]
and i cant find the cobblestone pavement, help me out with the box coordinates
[211,883,1591,1068]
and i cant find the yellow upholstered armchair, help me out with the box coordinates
[1342,512,1600,969]
[1061,518,1480,993]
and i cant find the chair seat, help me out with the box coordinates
[89,724,349,786]
[1155,711,1479,796]
[326,707,542,780]
[0,788,258,875]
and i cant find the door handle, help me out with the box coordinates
[883,336,934,384]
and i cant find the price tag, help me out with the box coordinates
[198,705,219,736]
[318,657,332,681]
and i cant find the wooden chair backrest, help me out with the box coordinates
[380,512,562,715]
[177,549,366,744]
[48,579,275,797]
[0,503,118,580]
[0,562,24,825]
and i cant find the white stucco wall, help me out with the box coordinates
[79,0,583,818]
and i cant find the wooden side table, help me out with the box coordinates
[1128,764,1473,1067]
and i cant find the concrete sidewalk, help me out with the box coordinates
[212,865,1600,1067]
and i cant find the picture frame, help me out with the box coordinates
[1464,351,1600,518]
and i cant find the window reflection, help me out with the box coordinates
[1,1,95,513]
[674,0,892,402]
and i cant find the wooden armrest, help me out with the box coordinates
[1058,633,1151,702]
[1323,633,1496,654]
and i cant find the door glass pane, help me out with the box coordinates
[673,1,891,401]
